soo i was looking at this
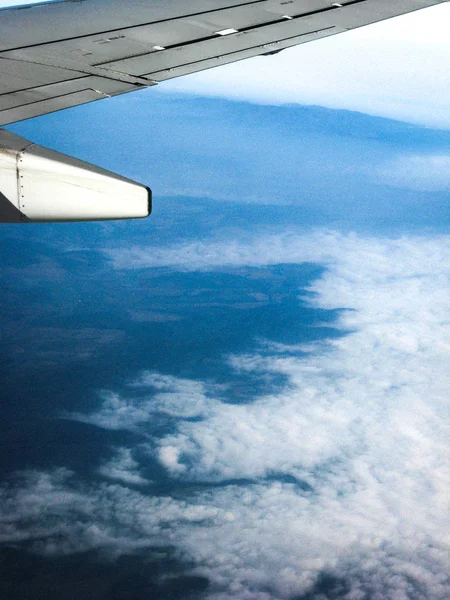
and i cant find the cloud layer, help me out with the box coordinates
[378,154,450,192]
[2,231,450,599]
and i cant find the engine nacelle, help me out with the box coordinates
[0,130,151,223]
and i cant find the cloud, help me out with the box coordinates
[2,231,450,599]
[69,372,219,431]
[104,229,450,276]
[82,231,450,597]
[378,154,450,191]
[97,448,149,486]
[159,4,450,129]
[0,469,222,557]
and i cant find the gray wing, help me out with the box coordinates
[0,0,446,126]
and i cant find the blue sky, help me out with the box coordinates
[1,3,450,599]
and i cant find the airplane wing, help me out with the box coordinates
[0,0,446,222]
[1,0,446,126]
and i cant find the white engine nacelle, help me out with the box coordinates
[0,130,151,222]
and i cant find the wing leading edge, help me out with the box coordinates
[0,0,447,126]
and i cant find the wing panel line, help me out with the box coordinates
[143,26,336,78]
[1,0,364,56]
[0,0,271,53]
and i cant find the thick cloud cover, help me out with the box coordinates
[1,231,449,599]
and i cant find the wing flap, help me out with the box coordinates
[0,90,106,127]
[100,18,341,78]
[0,57,84,95]
[141,27,342,82]
[0,77,130,111]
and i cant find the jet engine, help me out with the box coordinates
[0,130,151,223]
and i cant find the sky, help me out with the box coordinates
[1,2,450,600]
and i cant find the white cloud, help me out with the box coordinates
[91,232,450,597]
[378,154,450,191]
[97,448,149,486]
[2,231,450,599]
[104,230,450,275]
[0,468,223,557]
[131,371,223,418]
[69,372,218,431]
[68,390,151,431]
[159,3,450,129]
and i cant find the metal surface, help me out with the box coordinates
[0,130,151,222]
[0,0,447,125]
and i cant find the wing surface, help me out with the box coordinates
[0,0,446,125]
